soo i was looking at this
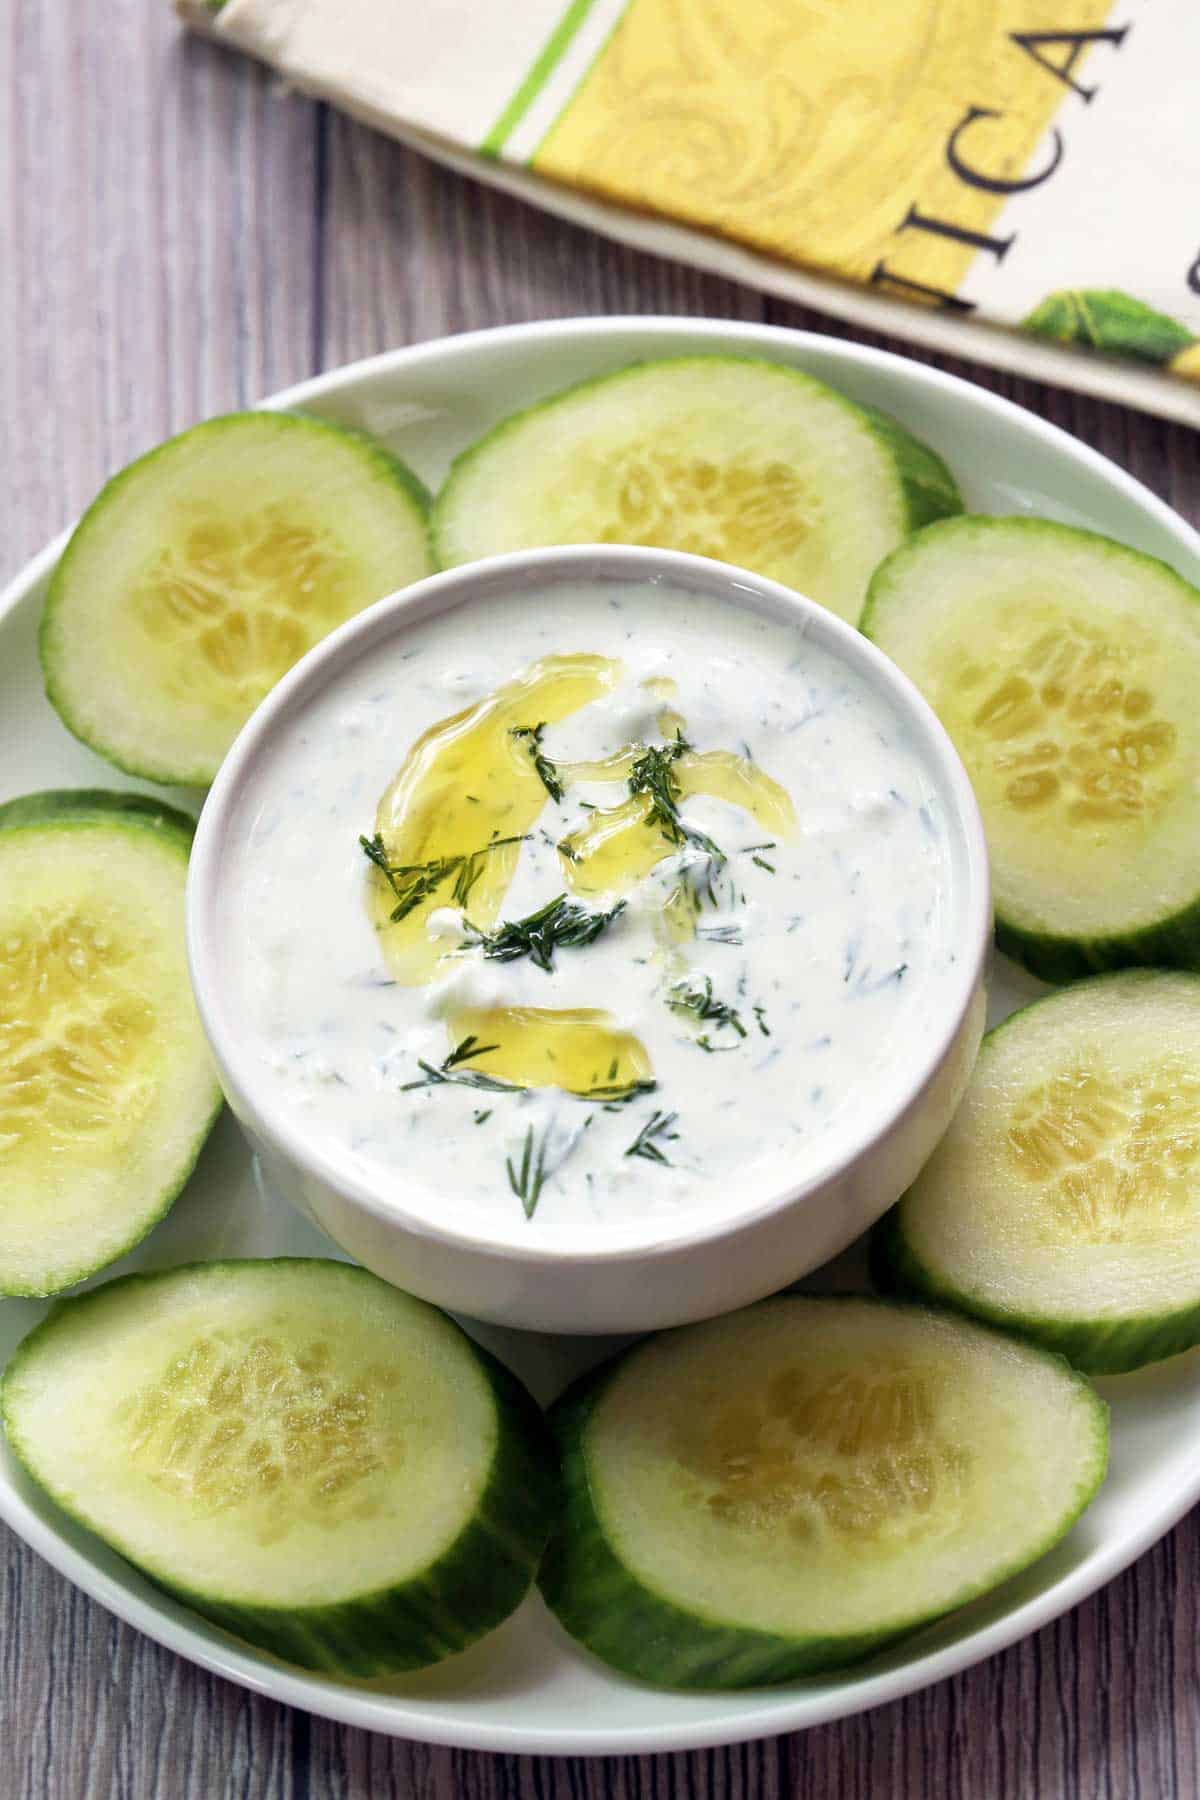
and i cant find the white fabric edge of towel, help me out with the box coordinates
[179,2,1200,432]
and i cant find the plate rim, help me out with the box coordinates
[2,315,1199,1754]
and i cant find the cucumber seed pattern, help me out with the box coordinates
[117,1333,401,1543]
[1007,1056,1200,1242]
[0,907,156,1160]
[559,446,814,574]
[946,612,1177,825]
[679,1360,969,1544]
[130,506,361,715]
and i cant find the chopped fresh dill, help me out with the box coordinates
[754,1005,771,1037]
[588,1077,657,1105]
[625,1109,680,1166]
[463,894,625,973]
[627,733,725,866]
[507,1123,553,1218]
[677,848,727,914]
[511,723,564,804]
[360,831,526,924]
[401,1037,522,1094]
[855,962,909,993]
[667,973,746,1041]
[407,1035,653,1106]
[697,923,744,946]
[443,1034,499,1070]
[627,734,689,836]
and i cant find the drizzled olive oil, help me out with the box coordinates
[366,653,619,982]
[365,652,800,1106]
[225,577,956,1240]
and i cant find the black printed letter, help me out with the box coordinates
[868,262,976,313]
[1010,27,1129,102]
[946,106,1064,195]
[897,203,1015,263]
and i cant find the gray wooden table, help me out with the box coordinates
[3,4,1199,1796]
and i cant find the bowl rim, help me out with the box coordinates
[187,542,991,1265]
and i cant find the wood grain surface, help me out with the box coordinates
[3,4,1199,1796]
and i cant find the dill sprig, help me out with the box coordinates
[627,735,690,838]
[360,832,526,924]
[625,1109,680,1166]
[443,1035,500,1069]
[582,1056,656,1105]
[697,922,744,946]
[507,1122,553,1218]
[627,733,725,865]
[401,1036,522,1094]
[591,1077,658,1105]
[405,1035,654,1106]
[667,974,746,1042]
[464,894,625,973]
[511,723,565,804]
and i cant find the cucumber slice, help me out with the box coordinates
[0,789,221,1296]
[874,971,1200,1374]
[539,1296,1106,1688]
[433,358,961,626]
[861,516,1200,981]
[41,412,433,785]
[2,1259,559,1674]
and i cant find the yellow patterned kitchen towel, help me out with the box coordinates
[184,0,1200,425]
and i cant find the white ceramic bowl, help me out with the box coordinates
[187,543,989,1333]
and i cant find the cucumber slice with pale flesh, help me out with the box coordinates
[862,516,1200,981]
[42,412,433,785]
[433,357,961,626]
[0,790,221,1296]
[539,1296,1106,1688]
[874,972,1200,1374]
[2,1260,559,1674]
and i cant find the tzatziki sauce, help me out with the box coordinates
[220,576,960,1243]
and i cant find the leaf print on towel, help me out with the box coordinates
[1023,290,1196,368]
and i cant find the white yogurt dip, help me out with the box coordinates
[218,576,960,1242]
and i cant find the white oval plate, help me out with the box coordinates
[2,319,1199,1756]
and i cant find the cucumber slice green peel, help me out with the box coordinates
[433,356,962,627]
[873,971,1200,1375]
[538,1296,1106,1689]
[0,789,222,1297]
[2,1260,560,1675]
[41,411,434,786]
[862,515,1200,983]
